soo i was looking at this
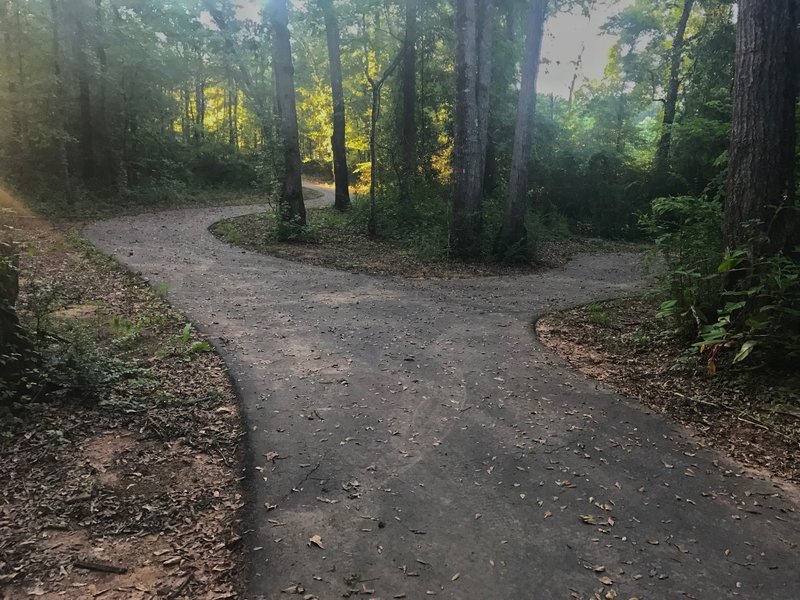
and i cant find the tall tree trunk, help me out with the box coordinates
[94,0,113,188]
[232,86,239,148]
[452,0,482,259]
[268,0,306,225]
[652,0,695,177]
[14,0,25,146]
[724,0,798,256]
[182,87,191,143]
[74,19,95,181]
[368,83,380,237]
[195,75,206,141]
[475,0,493,193]
[398,0,417,205]
[49,0,72,204]
[495,0,547,258]
[227,73,238,147]
[320,0,351,210]
[2,0,21,174]
[366,46,403,237]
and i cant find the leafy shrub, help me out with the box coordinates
[640,195,723,330]
[696,251,800,368]
[643,195,800,368]
[275,211,314,243]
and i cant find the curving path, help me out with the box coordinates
[85,190,800,600]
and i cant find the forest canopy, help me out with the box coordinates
[0,0,741,235]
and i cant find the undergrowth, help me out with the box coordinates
[642,195,800,372]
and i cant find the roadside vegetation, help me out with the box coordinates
[209,195,632,277]
[1,201,243,598]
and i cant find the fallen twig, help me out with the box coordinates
[674,392,794,442]
[74,559,128,575]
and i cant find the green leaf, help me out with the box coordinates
[656,299,678,318]
[733,340,756,364]
[717,257,738,273]
[189,341,213,354]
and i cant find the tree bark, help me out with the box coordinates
[495,0,547,258]
[267,0,306,225]
[49,0,72,204]
[74,18,95,181]
[452,0,482,259]
[194,63,206,141]
[724,0,798,256]
[227,73,238,147]
[366,49,403,237]
[320,0,351,210]
[2,0,21,173]
[398,0,417,205]
[652,0,695,177]
[475,0,493,193]
[14,0,25,146]
[94,0,114,188]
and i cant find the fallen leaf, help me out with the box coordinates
[581,514,613,526]
[282,583,305,594]
[265,451,280,462]
[599,576,613,585]
[309,535,324,549]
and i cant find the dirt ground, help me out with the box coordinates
[537,296,800,483]
[1,190,243,599]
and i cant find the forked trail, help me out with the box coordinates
[85,198,800,600]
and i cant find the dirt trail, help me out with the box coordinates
[85,198,800,600]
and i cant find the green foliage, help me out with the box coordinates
[276,211,314,243]
[346,183,455,262]
[178,323,213,357]
[644,195,800,368]
[696,252,800,365]
[641,195,723,326]
[586,302,613,327]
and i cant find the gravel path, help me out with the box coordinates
[85,188,800,600]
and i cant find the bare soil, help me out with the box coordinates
[537,296,800,482]
[1,191,243,599]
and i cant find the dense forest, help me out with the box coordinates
[2,0,797,365]
[1,1,799,597]
[0,0,755,233]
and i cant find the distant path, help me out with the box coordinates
[302,180,336,209]
[85,200,800,600]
